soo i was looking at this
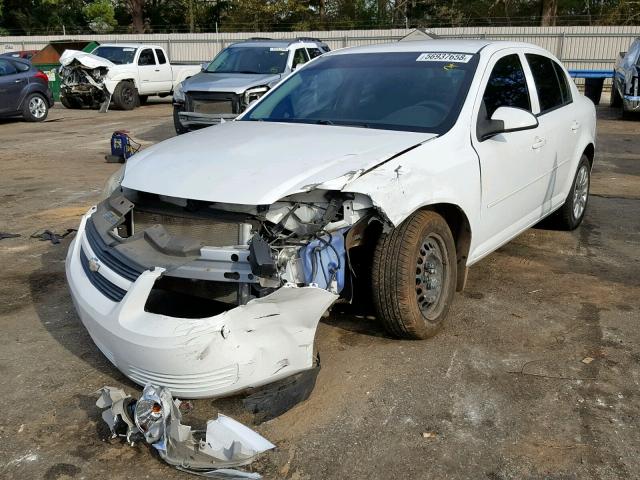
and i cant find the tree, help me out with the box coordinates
[541,0,557,25]
[84,0,117,32]
[126,0,145,32]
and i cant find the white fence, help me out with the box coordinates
[2,26,639,71]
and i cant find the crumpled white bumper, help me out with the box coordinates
[65,211,338,398]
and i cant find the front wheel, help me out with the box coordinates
[173,106,189,135]
[372,210,457,340]
[23,93,48,122]
[555,155,591,230]
[112,81,138,110]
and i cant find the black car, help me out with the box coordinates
[0,57,54,122]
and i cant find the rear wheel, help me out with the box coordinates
[22,93,48,122]
[555,155,590,230]
[113,81,138,110]
[372,210,457,339]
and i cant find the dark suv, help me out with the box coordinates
[0,57,54,122]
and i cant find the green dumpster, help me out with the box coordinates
[31,40,100,101]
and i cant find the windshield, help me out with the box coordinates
[92,46,136,65]
[243,52,479,134]
[206,46,288,74]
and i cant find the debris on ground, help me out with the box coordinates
[422,432,437,439]
[0,232,20,240]
[581,357,594,364]
[96,384,274,478]
[30,228,76,245]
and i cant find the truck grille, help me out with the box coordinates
[133,210,244,247]
[186,92,240,115]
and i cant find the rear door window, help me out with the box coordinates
[526,54,569,113]
[138,49,156,66]
[0,59,18,76]
[307,48,323,59]
[552,61,572,104]
[155,49,167,65]
[292,48,310,68]
[482,53,531,118]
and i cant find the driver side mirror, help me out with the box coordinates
[478,106,538,141]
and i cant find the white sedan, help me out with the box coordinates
[66,40,596,398]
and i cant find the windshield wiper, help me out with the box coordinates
[315,119,334,125]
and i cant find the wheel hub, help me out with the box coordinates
[415,236,445,317]
[573,164,589,220]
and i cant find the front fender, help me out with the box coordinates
[342,133,481,252]
[104,70,139,94]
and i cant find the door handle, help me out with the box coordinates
[154,69,160,72]
[532,137,546,150]
[14,79,24,83]
[571,121,580,132]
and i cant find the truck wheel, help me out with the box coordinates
[60,95,82,109]
[555,155,590,230]
[113,81,138,110]
[22,93,49,122]
[372,210,457,340]
[610,84,622,108]
[173,106,189,135]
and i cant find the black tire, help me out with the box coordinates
[112,81,138,110]
[60,95,82,109]
[173,106,189,135]
[372,210,457,340]
[622,109,636,121]
[610,83,622,108]
[22,93,48,122]
[555,155,591,230]
[138,95,148,105]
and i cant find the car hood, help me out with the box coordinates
[60,49,115,69]
[182,72,283,94]
[122,121,437,205]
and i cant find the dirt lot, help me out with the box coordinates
[0,99,638,480]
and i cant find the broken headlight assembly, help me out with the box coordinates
[173,81,185,103]
[134,386,168,443]
[243,86,269,108]
[97,384,275,478]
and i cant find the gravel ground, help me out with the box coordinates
[0,99,638,480]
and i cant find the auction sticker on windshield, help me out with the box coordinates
[416,53,473,63]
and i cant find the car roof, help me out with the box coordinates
[97,43,164,50]
[327,39,540,56]
[231,38,326,49]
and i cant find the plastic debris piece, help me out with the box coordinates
[96,384,274,478]
[30,228,76,245]
[243,355,320,423]
[0,232,20,240]
[422,432,437,439]
[581,357,594,364]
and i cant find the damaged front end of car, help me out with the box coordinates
[59,50,112,110]
[66,179,379,398]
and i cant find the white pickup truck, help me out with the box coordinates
[59,44,201,110]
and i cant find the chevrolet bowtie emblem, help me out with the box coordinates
[88,257,101,273]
